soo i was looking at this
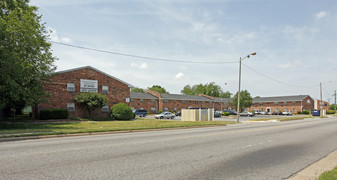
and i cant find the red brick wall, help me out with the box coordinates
[129,99,158,113]
[40,67,130,118]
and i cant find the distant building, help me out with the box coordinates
[314,99,329,111]
[249,95,315,113]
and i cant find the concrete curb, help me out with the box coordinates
[0,125,228,143]
[288,149,337,180]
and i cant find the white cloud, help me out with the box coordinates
[174,72,184,79]
[315,11,327,20]
[277,60,303,69]
[130,62,148,69]
[48,28,72,43]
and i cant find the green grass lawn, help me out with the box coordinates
[318,166,337,180]
[0,119,236,138]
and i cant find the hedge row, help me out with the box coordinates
[40,109,69,120]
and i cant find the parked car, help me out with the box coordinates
[239,111,255,117]
[282,111,293,116]
[155,112,175,119]
[214,111,222,118]
[175,111,181,116]
[272,111,282,115]
[254,110,262,115]
[260,111,267,115]
[223,110,237,115]
[133,109,147,117]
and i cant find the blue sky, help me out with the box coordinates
[30,0,337,102]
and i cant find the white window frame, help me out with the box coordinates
[67,83,75,92]
[102,86,109,94]
[67,103,75,111]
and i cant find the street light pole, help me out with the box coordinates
[237,52,256,122]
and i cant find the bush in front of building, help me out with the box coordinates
[111,103,134,120]
[74,92,108,118]
[297,111,302,114]
[326,110,336,114]
[40,109,69,120]
[223,112,230,116]
[302,110,310,115]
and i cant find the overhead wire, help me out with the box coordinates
[49,41,237,64]
[242,63,319,88]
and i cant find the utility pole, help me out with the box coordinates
[320,82,323,117]
[333,90,337,112]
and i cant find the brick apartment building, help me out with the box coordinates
[40,66,323,118]
[129,90,233,113]
[40,66,133,118]
[249,95,315,113]
[314,99,330,111]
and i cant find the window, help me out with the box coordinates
[174,108,177,111]
[130,99,134,102]
[151,99,156,103]
[210,101,213,104]
[174,100,177,104]
[293,101,296,105]
[67,83,75,92]
[140,99,144,102]
[293,108,296,112]
[259,103,263,105]
[274,108,278,112]
[102,105,109,112]
[163,99,168,103]
[102,86,109,94]
[181,100,185,104]
[274,102,279,105]
[307,100,311,104]
[67,103,75,111]
[164,108,168,111]
[151,108,156,112]
[284,101,287,105]
[195,101,199,104]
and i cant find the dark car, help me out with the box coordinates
[272,111,282,115]
[224,110,237,115]
[214,111,222,118]
[133,109,147,117]
[175,111,181,116]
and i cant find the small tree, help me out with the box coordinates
[74,92,108,118]
[111,103,134,120]
[232,90,253,112]
[131,87,145,93]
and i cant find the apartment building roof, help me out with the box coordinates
[130,92,158,100]
[253,95,310,103]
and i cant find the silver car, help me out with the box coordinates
[155,112,175,119]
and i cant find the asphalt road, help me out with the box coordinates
[1,117,337,180]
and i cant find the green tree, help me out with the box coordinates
[74,92,108,118]
[131,87,145,93]
[232,90,253,112]
[111,103,134,120]
[148,85,169,94]
[330,104,336,111]
[181,85,194,95]
[0,0,56,110]
[220,91,232,98]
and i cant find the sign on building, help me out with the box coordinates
[80,79,98,92]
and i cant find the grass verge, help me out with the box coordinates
[318,166,337,180]
[249,116,310,122]
[0,119,236,138]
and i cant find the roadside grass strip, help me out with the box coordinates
[318,166,337,180]
[0,119,236,138]
[248,116,309,122]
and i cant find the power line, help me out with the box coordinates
[242,63,319,88]
[50,41,238,64]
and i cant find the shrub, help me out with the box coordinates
[40,109,69,120]
[223,112,230,116]
[326,110,336,114]
[302,110,310,115]
[74,92,108,118]
[297,111,302,114]
[158,110,163,114]
[111,103,134,120]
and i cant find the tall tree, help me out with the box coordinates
[232,90,253,112]
[0,0,56,110]
[181,85,194,95]
[131,87,145,93]
[181,82,231,98]
[148,85,169,94]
